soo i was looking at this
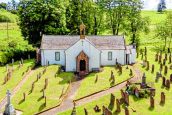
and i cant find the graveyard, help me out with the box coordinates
[59,47,172,115]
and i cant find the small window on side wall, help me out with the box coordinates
[108,52,112,60]
[55,52,60,61]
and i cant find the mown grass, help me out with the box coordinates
[0,59,35,102]
[12,65,74,115]
[75,66,133,100]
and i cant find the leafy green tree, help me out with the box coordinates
[0,2,7,10]
[125,0,150,45]
[18,0,67,45]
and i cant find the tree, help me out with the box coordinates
[18,0,67,45]
[125,0,150,45]
[0,2,7,10]
[155,22,169,50]
[157,0,166,13]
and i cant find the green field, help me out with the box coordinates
[12,65,74,115]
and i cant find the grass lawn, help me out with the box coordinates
[12,65,74,115]
[0,59,35,102]
[75,66,133,100]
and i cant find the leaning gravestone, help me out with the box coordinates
[4,90,16,115]
[160,92,165,104]
[146,61,149,70]
[155,53,158,61]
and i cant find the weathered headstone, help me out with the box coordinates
[144,47,147,56]
[44,78,48,89]
[151,64,154,73]
[162,77,166,87]
[4,90,15,115]
[130,69,133,76]
[160,92,165,104]
[164,66,168,75]
[166,79,170,89]
[124,92,129,105]
[125,106,129,115]
[150,96,154,108]
[160,63,163,72]
[141,73,147,88]
[102,106,112,115]
[43,89,45,98]
[116,99,121,112]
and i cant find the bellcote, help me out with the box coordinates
[80,23,85,39]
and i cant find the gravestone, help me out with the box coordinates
[145,55,147,62]
[109,94,115,108]
[163,59,166,65]
[21,58,24,65]
[6,64,8,72]
[4,90,16,115]
[125,106,129,115]
[160,63,163,72]
[165,53,167,60]
[95,75,98,83]
[150,96,154,108]
[144,47,147,56]
[94,105,101,112]
[150,88,156,97]
[166,79,170,89]
[28,54,30,59]
[134,88,139,98]
[162,77,166,87]
[164,66,168,75]
[142,60,146,67]
[159,55,162,63]
[151,64,154,73]
[84,108,88,115]
[31,82,35,92]
[155,53,158,61]
[141,53,144,60]
[116,99,121,112]
[124,92,129,105]
[141,73,147,88]
[130,69,133,76]
[120,89,125,100]
[169,54,171,63]
[102,106,112,115]
[170,74,172,82]
[161,92,165,104]
[44,78,48,89]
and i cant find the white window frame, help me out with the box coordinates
[55,52,60,61]
[108,51,112,60]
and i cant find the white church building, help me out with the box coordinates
[40,24,136,73]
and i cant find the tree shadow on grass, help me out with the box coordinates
[37,96,44,102]
[39,103,46,111]
[160,102,165,107]
[18,99,25,105]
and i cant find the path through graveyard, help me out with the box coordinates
[39,64,143,115]
[0,70,35,112]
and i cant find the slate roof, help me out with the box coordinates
[41,35,126,50]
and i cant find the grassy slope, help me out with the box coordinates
[12,65,74,115]
[0,59,35,102]
[75,66,133,99]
